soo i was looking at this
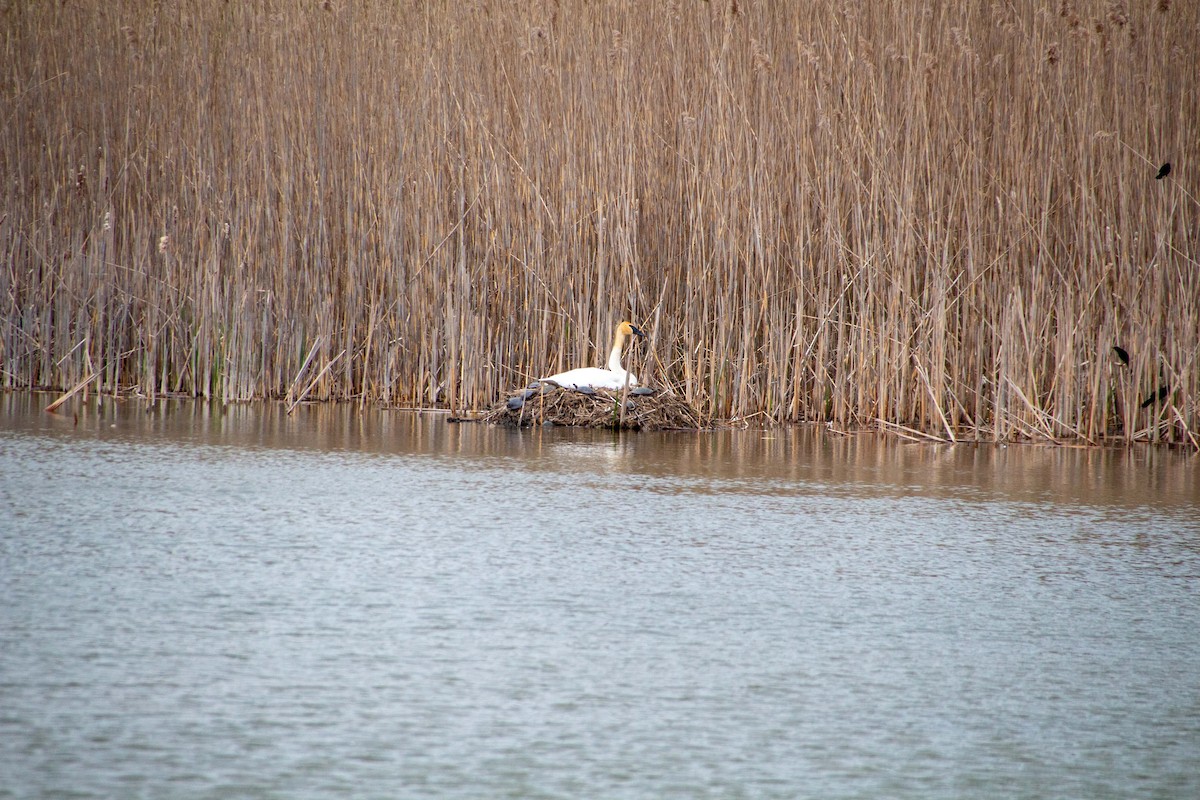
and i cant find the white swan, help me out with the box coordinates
[540,321,646,390]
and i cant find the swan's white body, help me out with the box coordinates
[541,322,644,390]
[544,365,636,391]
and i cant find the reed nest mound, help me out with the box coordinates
[483,386,707,431]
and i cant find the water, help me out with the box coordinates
[1,392,1198,799]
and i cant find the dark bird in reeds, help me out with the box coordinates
[1112,345,1130,365]
[1156,162,1171,180]
[1140,385,1170,409]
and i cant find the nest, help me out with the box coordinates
[482,385,707,430]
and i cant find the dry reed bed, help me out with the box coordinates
[2,1,1197,444]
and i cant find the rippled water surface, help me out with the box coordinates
[2,393,1198,799]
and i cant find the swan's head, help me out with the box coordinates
[618,321,646,340]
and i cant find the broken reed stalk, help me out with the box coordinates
[286,349,345,415]
[1171,405,1200,452]
[43,372,97,414]
[286,337,325,411]
[877,418,947,444]
[913,359,956,444]
[2,1,1198,445]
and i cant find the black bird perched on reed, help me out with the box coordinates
[1156,162,1171,180]
[1140,386,1170,409]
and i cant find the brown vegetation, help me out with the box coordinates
[2,1,1197,443]
[481,385,706,431]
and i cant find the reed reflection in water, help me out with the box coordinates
[1,393,1197,799]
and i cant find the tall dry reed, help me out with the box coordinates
[2,0,1197,443]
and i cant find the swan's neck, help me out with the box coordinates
[606,330,627,373]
